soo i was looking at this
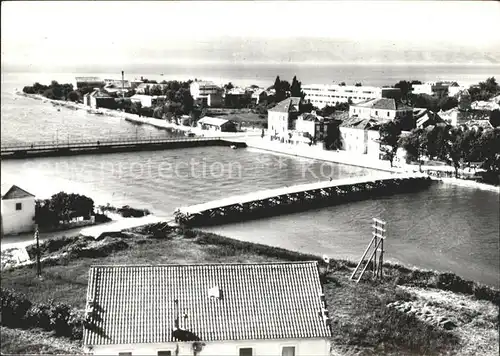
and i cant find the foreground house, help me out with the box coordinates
[83,262,332,355]
[1,184,35,237]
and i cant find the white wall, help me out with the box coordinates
[1,196,35,235]
[268,111,289,139]
[89,338,330,356]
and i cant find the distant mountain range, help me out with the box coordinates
[3,37,499,73]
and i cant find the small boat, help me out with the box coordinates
[230,145,237,149]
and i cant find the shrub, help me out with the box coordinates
[1,288,32,328]
[1,288,84,340]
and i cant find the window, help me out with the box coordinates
[118,353,132,356]
[387,112,390,117]
[157,351,172,356]
[239,347,253,356]
[282,346,296,356]
[15,203,22,211]
[375,111,378,115]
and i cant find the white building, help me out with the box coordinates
[83,262,332,356]
[349,98,413,121]
[267,97,301,142]
[1,184,36,236]
[302,84,401,108]
[190,81,223,107]
[339,118,382,159]
[197,116,237,132]
[130,94,167,108]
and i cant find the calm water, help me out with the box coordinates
[1,70,499,287]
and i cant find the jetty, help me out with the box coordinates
[174,172,433,226]
[0,137,246,160]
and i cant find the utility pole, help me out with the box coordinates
[34,225,42,278]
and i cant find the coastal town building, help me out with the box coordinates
[130,94,167,108]
[268,97,301,142]
[197,116,237,132]
[413,108,446,128]
[74,77,105,90]
[412,81,466,98]
[83,90,115,110]
[339,117,382,159]
[1,184,36,237]
[190,81,224,107]
[83,262,332,355]
[224,87,250,108]
[294,111,338,146]
[302,84,401,109]
[135,83,169,94]
[349,98,413,122]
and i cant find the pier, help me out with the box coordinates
[0,137,247,160]
[174,173,433,226]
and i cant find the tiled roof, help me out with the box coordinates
[1,184,35,200]
[268,97,301,113]
[340,117,382,130]
[352,98,412,111]
[198,116,230,126]
[83,262,331,346]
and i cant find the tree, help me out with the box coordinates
[398,128,427,170]
[150,85,162,96]
[437,96,458,111]
[379,121,402,167]
[477,128,500,174]
[273,76,286,102]
[489,109,500,128]
[290,76,304,98]
[354,82,362,87]
[425,124,450,161]
[447,127,464,178]
[339,82,346,86]
[394,80,415,102]
[67,91,80,102]
[411,94,439,112]
[224,82,234,91]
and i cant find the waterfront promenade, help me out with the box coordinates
[243,137,402,173]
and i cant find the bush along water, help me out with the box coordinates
[1,288,83,339]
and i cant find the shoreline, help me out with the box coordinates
[245,137,500,192]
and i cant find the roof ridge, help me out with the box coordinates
[90,261,319,268]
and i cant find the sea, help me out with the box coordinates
[1,65,499,287]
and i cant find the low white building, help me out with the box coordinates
[1,184,36,236]
[349,98,413,121]
[83,262,332,356]
[339,118,382,159]
[302,84,401,108]
[197,116,237,132]
[130,94,167,108]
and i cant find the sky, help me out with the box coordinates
[2,1,500,70]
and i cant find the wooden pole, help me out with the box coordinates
[356,239,383,283]
[350,234,376,280]
[35,226,41,278]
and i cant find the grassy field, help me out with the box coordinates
[2,228,498,355]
